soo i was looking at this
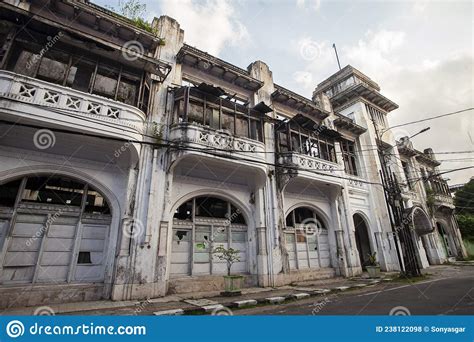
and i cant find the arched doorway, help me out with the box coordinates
[284,206,330,270]
[0,175,112,284]
[436,222,455,257]
[353,213,372,268]
[170,196,248,277]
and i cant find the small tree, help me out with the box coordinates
[367,252,379,266]
[212,246,240,276]
[106,0,157,34]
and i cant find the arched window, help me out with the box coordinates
[171,196,247,277]
[284,207,330,270]
[0,176,111,284]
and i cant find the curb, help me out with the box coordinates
[153,278,390,315]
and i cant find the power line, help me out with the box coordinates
[0,119,383,186]
[2,119,469,188]
[385,107,474,131]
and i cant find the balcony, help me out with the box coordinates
[169,123,266,166]
[0,70,146,142]
[433,193,455,209]
[402,189,420,203]
[347,176,368,191]
[278,152,342,186]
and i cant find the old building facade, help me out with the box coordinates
[0,0,466,307]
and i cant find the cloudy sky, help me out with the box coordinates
[97,0,473,185]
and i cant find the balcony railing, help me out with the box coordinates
[278,152,338,177]
[0,70,146,136]
[325,76,370,98]
[347,176,368,190]
[433,193,454,208]
[169,123,266,164]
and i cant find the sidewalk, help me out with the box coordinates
[1,272,399,316]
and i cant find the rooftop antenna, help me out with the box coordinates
[332,43,341,71]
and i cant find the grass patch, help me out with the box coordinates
[390,273,429,284]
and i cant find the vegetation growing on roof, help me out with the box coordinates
[105,0,164,44]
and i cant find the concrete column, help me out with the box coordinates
[247,61,278,286]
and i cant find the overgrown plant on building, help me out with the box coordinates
[106,0,165,44]
[425,188,436,216]
[212,246,244,296]
[454,179,474,258]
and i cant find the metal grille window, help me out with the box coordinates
[172,86,264,142]
[171,196,247,277]
[284,207,331,270]
[365,104,387,128]
[0,176,111,284]
[401,161,414,190]
[5,37,146,112]
[340,139,359,176]
[277,121,337,163]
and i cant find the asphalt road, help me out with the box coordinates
[235,270,474,315]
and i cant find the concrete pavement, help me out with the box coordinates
[2,264,473,316]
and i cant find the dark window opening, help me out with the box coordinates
[22,177,85,206]
[84,189,111,214]
[195,197,227,218]
[285,207,326,229]
[172,87,264,142]
[173,196,247,224]
[174,200,193,220]
[341,139,359,176]
[277,121,336,163]
[175,230,189,244]
[67,57,96,92]
[230,205,246,224]
[0,179,22,207]
[4,36,147,112]
[77,251,92,264]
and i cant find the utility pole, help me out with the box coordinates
[332,43,341,71]
[371,118,421,277]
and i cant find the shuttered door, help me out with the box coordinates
[318,230,331,268]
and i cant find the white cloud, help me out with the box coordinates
[291,27,473,184]
[296,0,321,11]
[160,0,249,55]
[412,0,429,13]
[293,71,313,89]
[385,54,474,184]
[344,30,405,77]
